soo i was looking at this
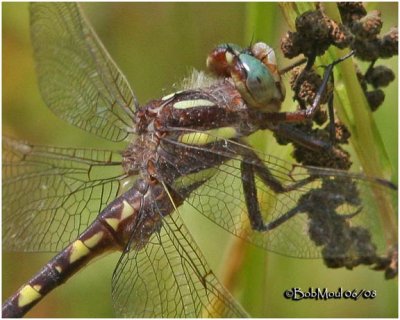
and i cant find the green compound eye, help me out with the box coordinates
[207,42,285,112]
[237,53,278,108]
[232,51,284,112]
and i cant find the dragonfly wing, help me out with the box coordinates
[176,155,317,257]
[30,3,136,142]
[2,137,126,252]
[161,134,396,259]
[112,205,248,317]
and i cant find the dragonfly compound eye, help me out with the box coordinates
[251,42,280,80]
[231,53,284,112]
[252,42,285,101]
[207,42,285,112]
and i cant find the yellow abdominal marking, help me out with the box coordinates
[69,240,90,263]
[121,200,135,219]
[173,99,215,109]
[32,285,41,291]
[83,232,104,249]
[179,127,236,145]
[105,218,120,231]
[55,266,62,273]
[18,285,42,307]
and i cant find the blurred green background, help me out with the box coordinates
[2,2,397,317]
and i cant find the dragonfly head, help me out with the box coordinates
[207,42,285,112]
[206,43,242,77]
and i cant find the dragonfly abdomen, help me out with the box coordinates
[2,219,117,317]
[2,181,148,318]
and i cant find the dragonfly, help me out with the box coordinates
[3,3,397,318]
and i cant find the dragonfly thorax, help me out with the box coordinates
[124,76,269,184]
[122,133,160,177]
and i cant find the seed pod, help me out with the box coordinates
[295,10,330,40]
[365,89,385,111]
[356,67,368,92]
[333,121,351,144]
[365,65,395,88]
[330,21,353,49]
[337,2,367,26]
[281,31,303,58]
[352,38,381,61]
[379,27,398,58]
[351,10,382,40]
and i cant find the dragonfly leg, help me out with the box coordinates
[263,51,354,124]
[239,146,316,192]
[270,122,347,156]
[240,149,313,231]
[241,161,304,232]
[261,206,302,231]
[326,91,336,143]
[278,57,307,75]
[241,161,266,231]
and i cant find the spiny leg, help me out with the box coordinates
[240,154,364,233]
[270,121,347,163]
[241,160,304,232]
[278,57,307,75]
[238,146,316,192]
[264,51,354,124]
[239,148,314,232]
[241,161,265,231]
[270,122,333,152]
[269,52,356,150]
[326,91,336,143]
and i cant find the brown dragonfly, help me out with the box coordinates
[2,1,396,316]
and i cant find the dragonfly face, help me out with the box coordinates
[207,42,285,111]
[3,2,397,318]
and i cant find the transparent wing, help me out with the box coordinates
[112,200,247,318]
[160,134,397,261]
[2,137,127,252]
[30,3,136,142]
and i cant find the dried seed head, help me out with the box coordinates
[337,2,367,26]
[282,9,346,58]
[280,31,303,59]
[365,89,385,111]
[351,10,382,40]
[379,27,398,58]
[385,247,398,279]
[356,67,368,91]
[330,21,353,49]
[365,65,395,88]
[349,227,378,264]
[332,121,351,144]
[288,121,352,170]
[290,68,330,108]
[349,16,397,61]
[352,38,381,61]
[293,143,352,170]
[295,10,331,40]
